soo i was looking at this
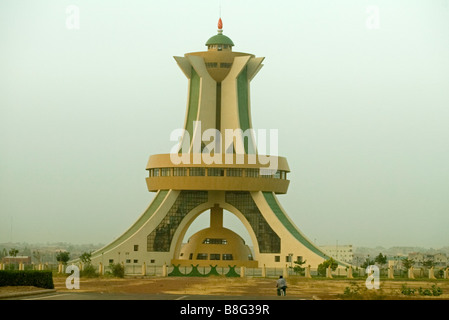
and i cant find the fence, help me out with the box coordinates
[4,262,446,280]
[0,262,59,272]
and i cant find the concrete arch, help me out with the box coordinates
[170,200,261,264]
[171,201,214,259]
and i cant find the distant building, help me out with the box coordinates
[433,253,448,267]
[408,252,448,268]
[2,256,31,265]
[319,245,354,264]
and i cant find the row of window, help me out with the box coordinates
[202,238,228,244]
[108,259,156,264]
[107,255,301,264]
[275,255,304,263]
[149,168,288,179]
[207,44,231,51]
[182,253,254,261]
[195,253,234,260]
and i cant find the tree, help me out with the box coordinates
[291,257,307,275]
[33,250,42,264]
[422,258,435,270]
[78,251,98,277]
[318,258,338,277]
[56,251,70,265]
[361,257,375,269]
[79,252,92,264]
[0,248,7,259]
[375,253,388,268]
[402,258,415,271]
[8,248,19,257]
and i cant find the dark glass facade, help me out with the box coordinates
[225,191,281,253]
[147,191,208,252]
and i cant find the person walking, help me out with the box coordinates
[276,275,287,296]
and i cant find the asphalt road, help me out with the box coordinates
[13,291,309,300]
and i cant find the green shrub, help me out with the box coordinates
[317,258,338,277]
[0,270,54,289]
[80,264,98,278]
[419,285,443,296]
[418,287,432,296]
[401,284,415,296]
[401,284,443,297]
[431,284,443,296]
[109,263,125,278]
[343,282,361,298]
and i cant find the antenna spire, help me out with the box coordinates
[218,0,223,33]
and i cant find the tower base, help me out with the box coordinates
[89,190,347,269]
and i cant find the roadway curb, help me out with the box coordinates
[0,289,57,299]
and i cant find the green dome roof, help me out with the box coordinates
[205,33,234,46]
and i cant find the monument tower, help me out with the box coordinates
[89,19,344,269]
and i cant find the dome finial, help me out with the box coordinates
[218,17,223,34]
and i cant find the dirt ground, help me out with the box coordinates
[2,276,449,300]
[51,276,449,300]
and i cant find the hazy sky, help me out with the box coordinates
[1,0,448,249]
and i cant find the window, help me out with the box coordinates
[286,255,292,263]
[208,168,225,176]
[161,168,170,176]
[260,169,273,178]
[173,168,187,176]
[210,254,220,260]
[133,259,138,263]
[227,168,242,177]
[189,253,193,260]
[274,171,281,179]
[206,62,218,68]
[189,167,205,176]
[153,168,160,177]
[150,259,155,264]
[245,168,259,178]
[134,245,139,251]
[196,253,208,260]
[248,254,254,261]
[203,238,227,244]
[222,254,233,260]
[109,259,114,264]
[275,256,280,262]
[126,259,131,263]
[220,62,232,68]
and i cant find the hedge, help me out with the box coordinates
[0,270,54,289]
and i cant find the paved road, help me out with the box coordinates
[14,292,309,300]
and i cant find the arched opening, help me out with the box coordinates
[182,209,253,247]
[174,207,257,267]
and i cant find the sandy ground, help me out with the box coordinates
[2,276,449,300]
[52,276,449,299]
